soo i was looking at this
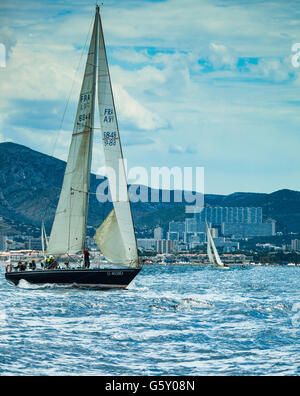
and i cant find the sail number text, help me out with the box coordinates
[103,131,118,146]
[103,108,114,123]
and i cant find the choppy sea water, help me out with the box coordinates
[0,264,299,376]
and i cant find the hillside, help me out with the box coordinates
[0,142,300,237]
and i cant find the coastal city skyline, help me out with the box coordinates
[0,0,300,195]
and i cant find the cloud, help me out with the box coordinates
[0,0,300,194]
[247,56,294,83]
[113,83,166,131]
[111,48,150,64]
[169,144,198,154]
[208,43,236,70]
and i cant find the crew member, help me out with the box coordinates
[84,248,90,269]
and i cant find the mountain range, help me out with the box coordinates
[0,142,300,237]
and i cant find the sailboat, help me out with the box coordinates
[206,223,229,270]
[41,220,48,259]
[5,6,141,288]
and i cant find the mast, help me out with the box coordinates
[82,5,99,249]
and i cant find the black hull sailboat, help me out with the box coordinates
[5,6,141,288]
[5,268,141,289]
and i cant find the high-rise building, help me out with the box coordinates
[154,226,163,240]
[137,239,156,251]
[169,221,185,239]
[291,239,300,251]
[156,239,174,254]
[221,220,275,238]
[185,218,197,233]
[209,228,217,238]
[184,232,206,245]
[0,235,7,251]
[167,232,179,241]
[213,238,240,252]
[196,207,263,225]
[185,218,207,233]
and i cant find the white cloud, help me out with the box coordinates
[248,56,293,82]
[113,83,166,131]
[111,48,150,64]
[0,42,80,101]
[1,0,300,194]
[208,43,236,70]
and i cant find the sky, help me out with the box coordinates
[0,0,300,195]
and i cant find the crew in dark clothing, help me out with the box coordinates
[84,248,90,269]
[45,257,58,270]
[49,257,58,270]
[17,261,27,271]
[29,260,36,270]
[45,258,51,269]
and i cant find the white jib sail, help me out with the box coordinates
[206,223,224,267]
[207,228,216,266]
[47,12,98,255]
[42,221,48,248]
[95,11,139,267]
[95,209,128,265]
[41,221,46,258]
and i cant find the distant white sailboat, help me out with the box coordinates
[206,222,229,269]
[41,220,48,259]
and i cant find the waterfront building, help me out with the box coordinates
[213,237,240,252]
[196,207,263,225]
[221,220,275,238]
[185,218,207,233]
[156,239,174,254]
[169,221,185,240]
[137,238,156,251]
[0,235,7,251]
[154,226,163,240]
[184,232,206,245]
[211,228,218,238]
[167,231,179,241]
[185,218,197,233]
[291,239,300,251]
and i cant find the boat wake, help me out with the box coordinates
[16,279,124,291]
[0,309,7,322]
[17,279,72,290]
[291,302,300,327]
[150,296,214,312]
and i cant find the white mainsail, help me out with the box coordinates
[95,11,139,267]
[47,11,98,255]
[206,223,225,268]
